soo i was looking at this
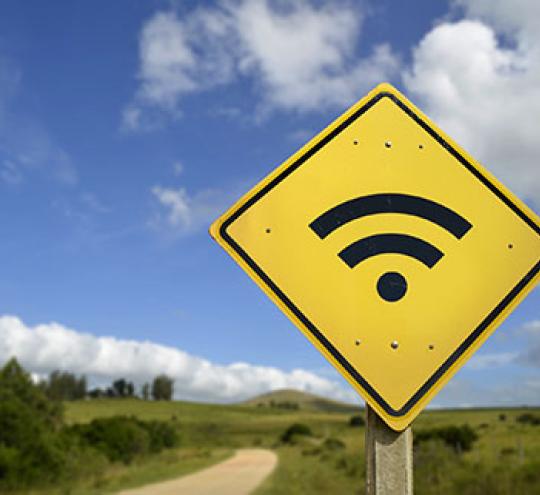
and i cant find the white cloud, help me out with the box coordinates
[466,351,518,370]
[0,315,357,403]
[152,186,192,229]
[124,1,399,128]
[404,3,540,203]
[453,0,540,36]
[125,0,540,205]
[230,0,397,113]
[151,185,231,235]
[123,7,236,129]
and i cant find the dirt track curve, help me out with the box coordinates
[116,449,278,495]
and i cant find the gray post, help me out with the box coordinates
[365,405,413,495]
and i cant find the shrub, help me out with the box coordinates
[280,423,312,444]
[516,413,540,425]
[414,424,478,453]
[0,359,179,490]
[69,417,149,464]
[349,415,365,427]
[138,419,179,453]
[69,416,179,464]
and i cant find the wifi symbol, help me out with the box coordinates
[309,194,472,302]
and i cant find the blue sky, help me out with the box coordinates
[0,0,538,406]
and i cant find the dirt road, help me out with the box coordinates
[116,449,277,495]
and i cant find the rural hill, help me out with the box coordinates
[242,388,362,413]
[1,358,539,495]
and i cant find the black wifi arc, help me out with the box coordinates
[309,193,472,302]
[338,233,443,269]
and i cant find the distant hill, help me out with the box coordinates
[242,389,362,414]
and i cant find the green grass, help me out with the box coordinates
[58,397,540,495]
[9,448,232,495]
[77,447,232,495]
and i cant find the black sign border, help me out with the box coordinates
[219,90,540,417]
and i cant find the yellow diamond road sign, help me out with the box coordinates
[210,83,540,430]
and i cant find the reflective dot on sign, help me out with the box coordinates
[377,272,407,302]
[265,228,271,234]
[385,141,392,148]
[355,339,361,346]
[391,341,399,350]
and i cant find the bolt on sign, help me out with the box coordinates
[210,83,540,431]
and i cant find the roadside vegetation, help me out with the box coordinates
[1,359,539,494]
[0,359,228,494]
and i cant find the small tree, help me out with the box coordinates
[141,383,150,401]
[151,375,174,401]
[45,371,87,401]
[88,388,104,399]
[112,378,128,398]
[110,379,135,398]
[0,358,67,486]
[0,358,63,427]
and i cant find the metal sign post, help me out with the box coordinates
[366,405,413,495]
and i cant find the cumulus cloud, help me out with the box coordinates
[404,1,540,203]
[151,185,232,235]
[0,315,357,403]
[231,0,397,113]
[126,0,540,206]
[123,0,398,128]
[123,7,237,129]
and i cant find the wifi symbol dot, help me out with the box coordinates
[309,194,472,302]
[377,271,407,302]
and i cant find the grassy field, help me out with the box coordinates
[56,391,540,495]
